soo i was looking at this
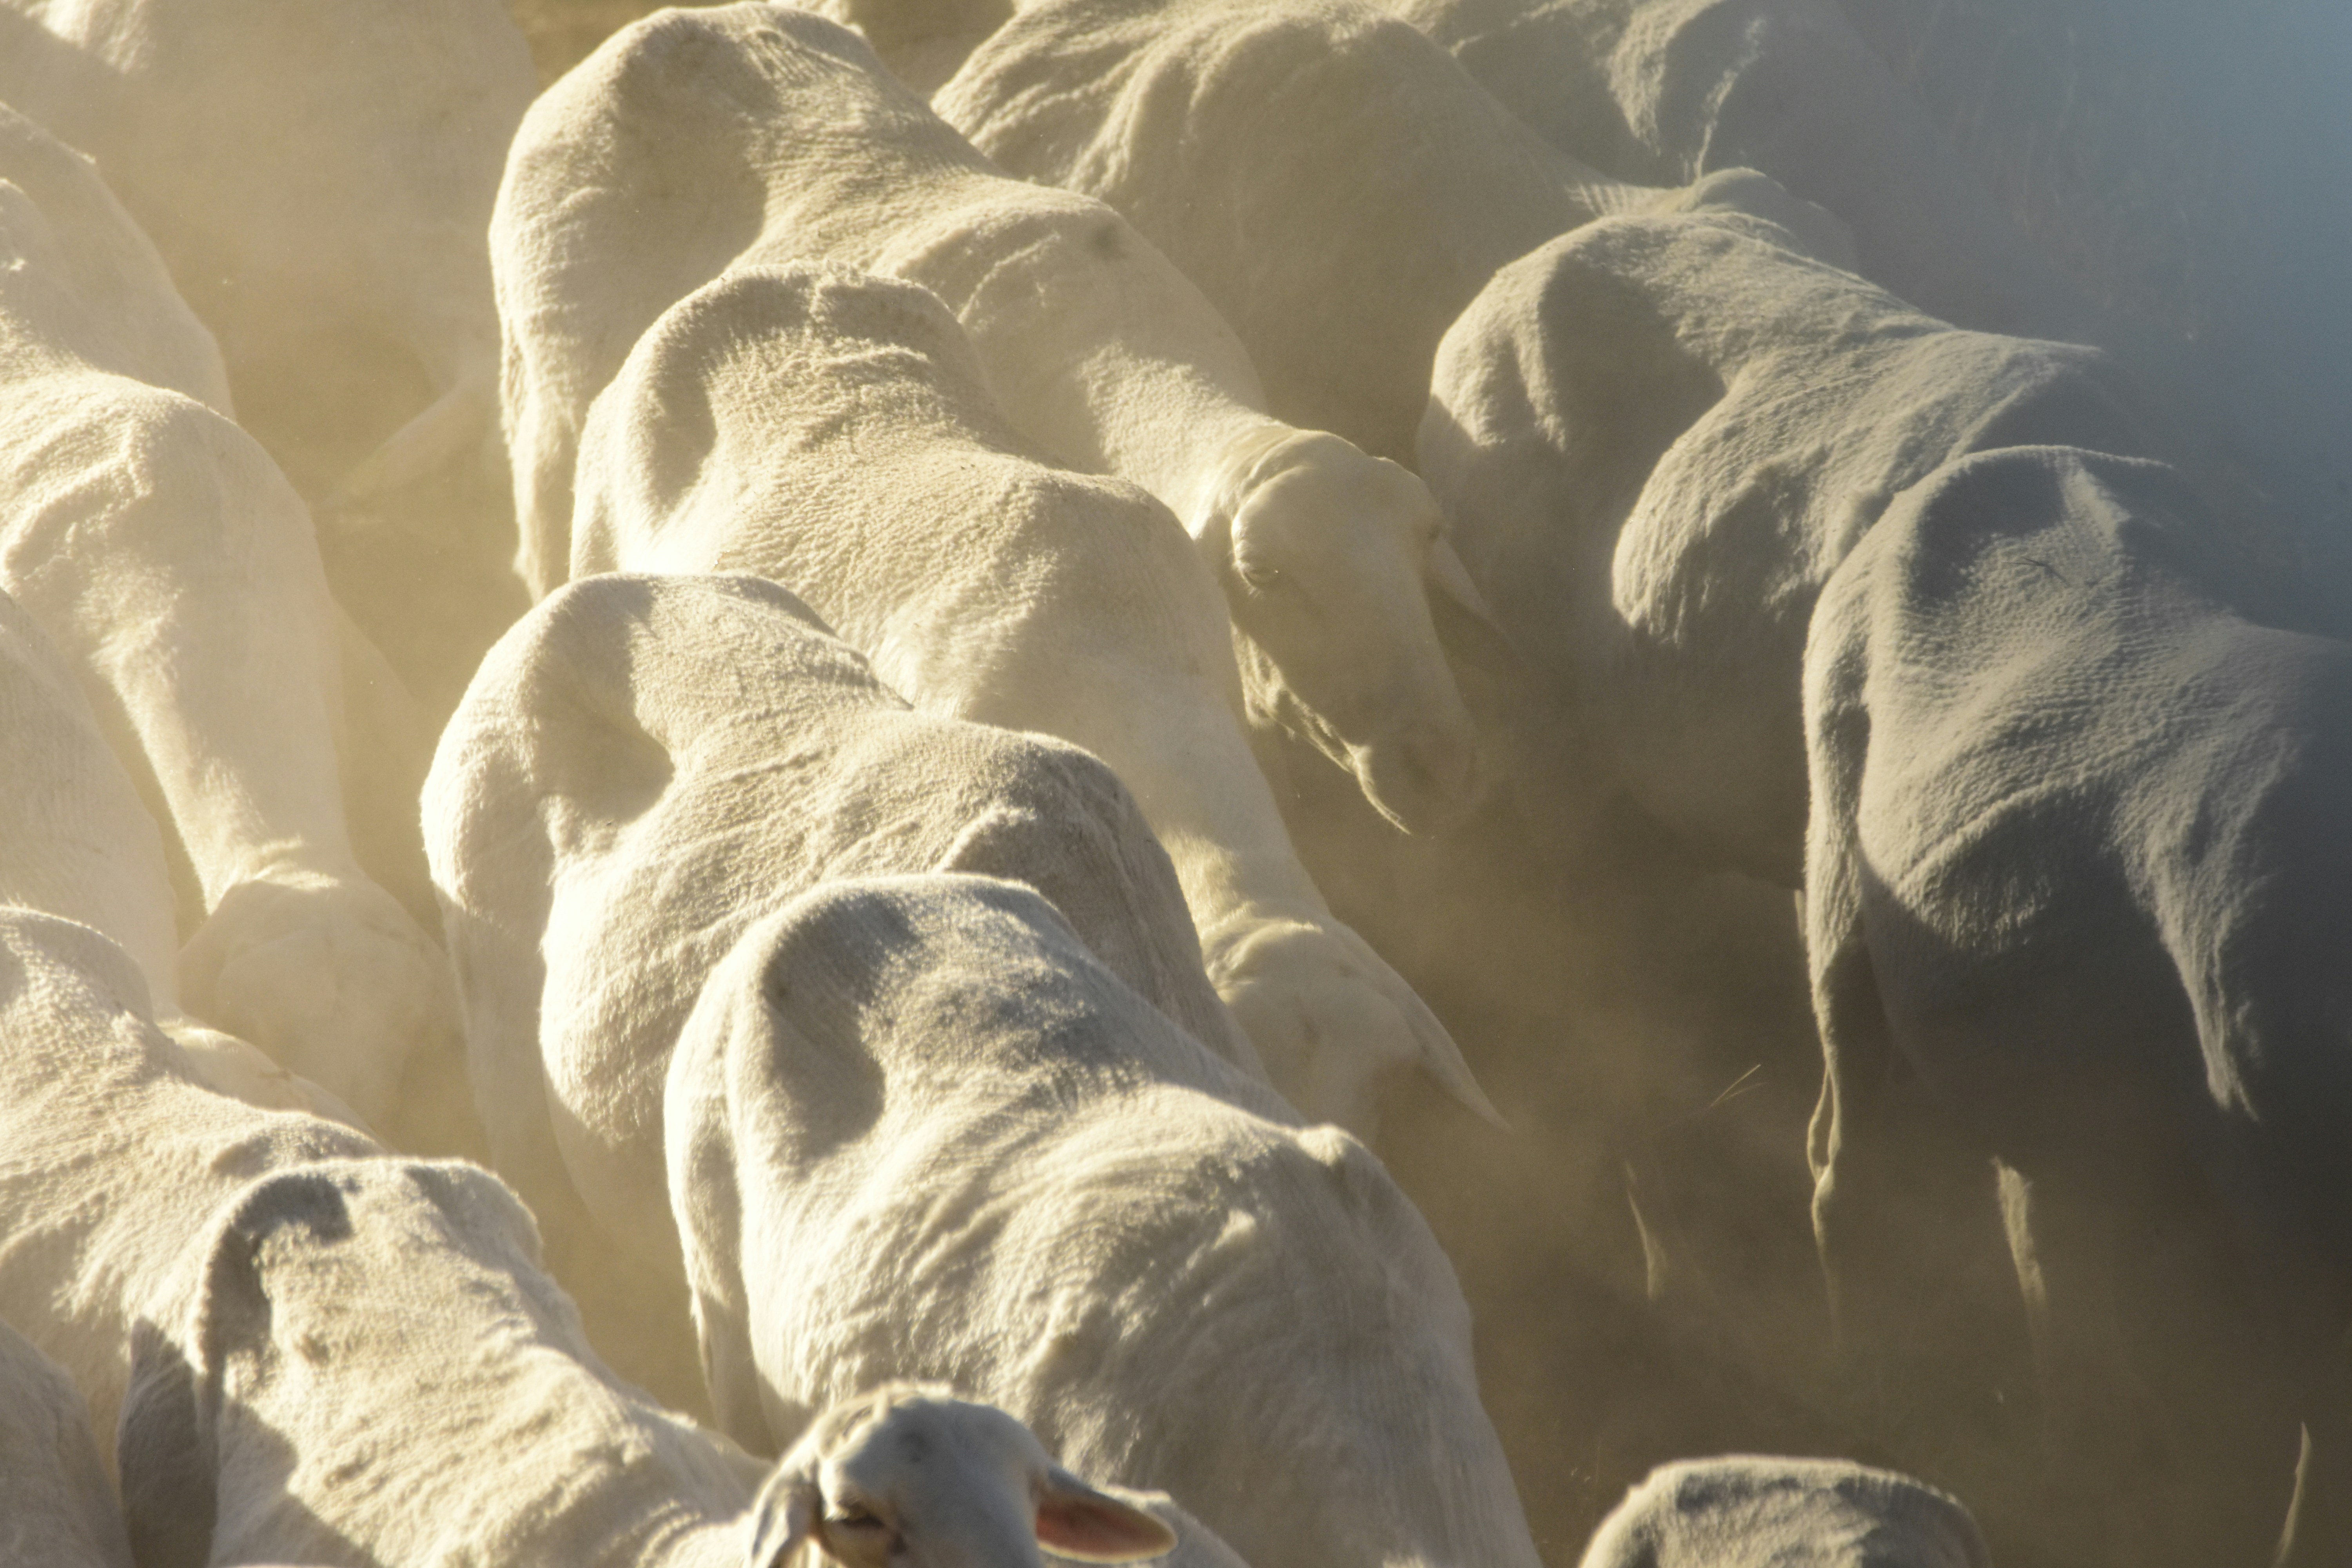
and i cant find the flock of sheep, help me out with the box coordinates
[0,0,2342,1566]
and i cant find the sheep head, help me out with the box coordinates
[1198,426,1489,838]
[746,1385,1178,1568]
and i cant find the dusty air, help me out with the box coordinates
[0,1,2345,1566]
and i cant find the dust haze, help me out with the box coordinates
[0,1,2345,1566]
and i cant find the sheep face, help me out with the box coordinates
[1206,910,1496,1134]
[746,1387,1176,1568]
[1208,430,1483,837]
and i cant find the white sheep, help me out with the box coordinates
[0,904,1179,1568]
[1421,208,2155,885]
[935,0,1850,467]
[744,1384,1181,1568]
[426,569,1258,1408]
[668,872,1544,1568]
[494,3,1485,837]
[0,585,360,1124]
[0,0,538,712]
[1373,0,2097,344]
[1577,1456,1991,1567]
[118,1158,1187,1568]
[0,103,470,1154]
[566,259,1485,1131]
[1804,446,2352,1567]
[0,908,379,1458]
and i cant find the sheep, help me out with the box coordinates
[1419,208,2155,885]
[565,258,1486,1132]
[933,0,1850,466]
[0,1318,136,1568]
[117,1160,1186,1568]
[0,580,183,1008]
[493,2,1485,837]
[425,569,1258,1407]
[1371,0,2098,345]
[0,907,379,1457]
[744,1384,1180,1568]
[0,902,1178,1568]
[668,871,1544,1568]
[0,100,470,1154]
[1576,1456,1991,1567]
[1804,446,2352,1566]
[0,0,541,715]
[0,584,360,1123]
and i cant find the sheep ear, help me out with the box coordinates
[1033,1469,1179,1563]
[1428,536,1504,634]
[746,1467,820,1568]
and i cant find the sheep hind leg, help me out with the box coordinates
[1808,937,2027,1488]
[2278,1330,2352,1568]
[1998,1162,2158,1568]
[2005,1163,2305,1568]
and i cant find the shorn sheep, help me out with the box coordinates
[494,3,1487,838]
[566,259,1486,1130]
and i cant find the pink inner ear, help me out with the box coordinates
[1034,1494,1180,1563]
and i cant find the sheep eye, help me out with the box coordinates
[1234,559,1280,592]
[827,1506,888,1534]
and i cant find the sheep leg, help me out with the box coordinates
[1809,902,2029,1514]
[1808,928,1964,1388]
[2278,1328,2352,1568]
[2006,1156,2307,1568]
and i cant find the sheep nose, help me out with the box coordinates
[1366,723,1479,835]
